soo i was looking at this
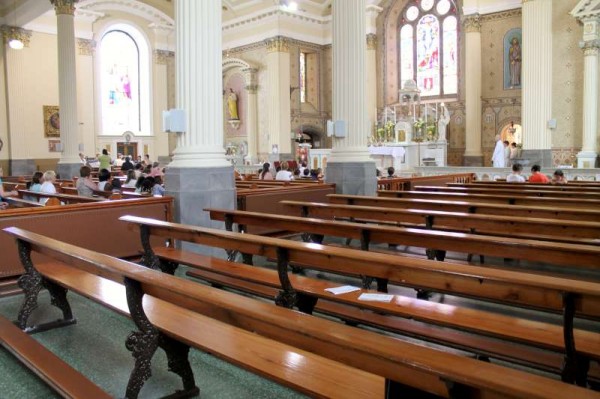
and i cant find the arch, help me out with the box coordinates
[78,0,174,26]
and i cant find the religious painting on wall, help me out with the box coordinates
[504,28,522,90]
[43,105,60,138]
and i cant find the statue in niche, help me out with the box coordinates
[437,104,450,142]
[509,37,521,88]
[226,88,239,120]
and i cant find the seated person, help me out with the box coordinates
[121,156,134,172]
[552,169,568,185]
[123,170,137,188]
[300,168,311,179]
[76,165,98,197]
[387,166,396,178]
[110,178,122,193]
[152,176,165,196]
[259,163,273,180]
[97,168,111,191]
[275,161,293,181]
[39,170,57,205]
[150,162,163,177]
[528,164,549,183]
[134,163,144,179]
[506,163,525,183]
[23,172,43,202]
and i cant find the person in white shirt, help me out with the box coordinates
[491,135,505,168]
[503,141,510,167]
[39,170,57,205]
[275,161,293,181]
[506,163,526,183]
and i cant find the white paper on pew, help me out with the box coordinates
[324,285,361,295]
[358,293,395,303]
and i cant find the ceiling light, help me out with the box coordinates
[8,38,23,50]
[287,1,298,11]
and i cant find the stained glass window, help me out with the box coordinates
[399,0,458,98]
[300,51,307,103]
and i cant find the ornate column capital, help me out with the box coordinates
[76,38,95,56]
[366,33,377,50]
[463,14,481,33]
[245,84,258,94]
[50,0,79,15]
[153,49,175,65]
[580,39,600,56]
[1,25,32,48]
[265,36,289,53]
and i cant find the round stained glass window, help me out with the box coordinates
[406,5,419,21]
[437,0,451,15]
[421,0,434,11]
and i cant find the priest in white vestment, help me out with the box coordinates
[491,135,505,167]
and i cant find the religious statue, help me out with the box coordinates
[509,37,521,88]
[437,104,450,142]
[226,88,239,120]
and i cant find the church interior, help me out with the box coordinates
[0,0,600,398]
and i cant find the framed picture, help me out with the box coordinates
[43,105,60,138]
[48,139,61,152]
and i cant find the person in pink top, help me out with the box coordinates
[528,164,549,183]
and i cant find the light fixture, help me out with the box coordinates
[7,0,23,50]
[279,0,299,12]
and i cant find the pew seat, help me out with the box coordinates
[0,314,111,399]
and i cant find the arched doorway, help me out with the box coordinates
[499,121,522,145]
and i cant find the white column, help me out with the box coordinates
[52,0,80,167]
[265,37,291,156]
[463,14,482,162]
[169,0,229,168]
[521,0,552,150]
[366,34,378,128]
[329,0,370,163]
[152,50,171,159]
[577,18,600,168]
[245,81,258,163]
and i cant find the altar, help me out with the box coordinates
[369,142,447,171]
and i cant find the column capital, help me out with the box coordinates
[76,38,95,56]
[153,49,174,65]
[50,0,78,16]
[265,36,289,53]
[245,84,258,94]
[580,39,600,56]
[1,25,32,48]
[463,14,481,33]
[366,33,377,50]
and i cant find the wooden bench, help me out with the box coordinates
[205,208,600,271]
[122,215,600,386]
[377,173,476,191]
[5,227,382,398]
[0,315,111,399]
[467,181,600,188]
[449,182,600,192]
[377,190,600,208]
[280,200,600,243]
[11,230,598,398]
[4,197,45,208]
[17,190,105,205]
[416,185,600,199]
[328,194,600,222]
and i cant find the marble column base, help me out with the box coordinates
[10,159,36,176]
[519,149,553,168]
[57,163,82,180]
[325,161,377,196]
[463,155,484,167]
[577,151,598,169]
[165,166,236,258]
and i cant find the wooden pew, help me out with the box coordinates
[121,215,600,386]
[14,230,600,398]
[468,180,600,188]
[0,315,111,399]
[377,173,476,191]
[206,208,600,271]
[449,182,600,192]
[17,190,104,205]
[4,197,44,208]
[377,190,600,208]
[5,227,381,399]
[327,194,600,222]
[416,185,600,199]
[279,200,600,242]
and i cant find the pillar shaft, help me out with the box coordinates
[265,37,291,156]
[521,0,552,150]
[53,0,80,169]
[366,34,378,128]
[170,0,229,168]
[581,42,599,153]
[463,14,482,161]
[245,84,258,162]
[329,0,370,162]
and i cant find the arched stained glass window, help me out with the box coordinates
[399,0,458,98]
[99,24,150,135]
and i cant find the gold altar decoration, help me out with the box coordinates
[43,105,60,138]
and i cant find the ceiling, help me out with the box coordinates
[0,0,28,19]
